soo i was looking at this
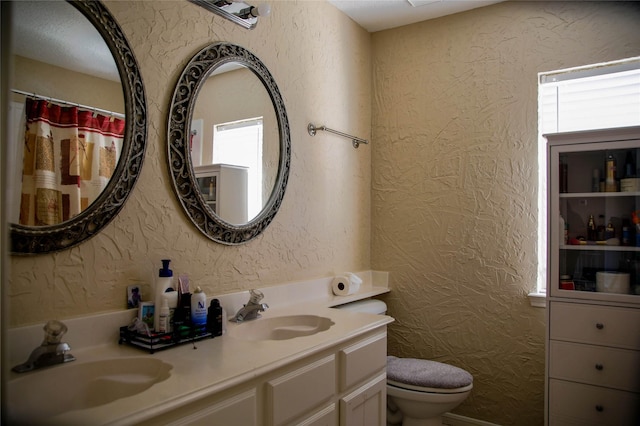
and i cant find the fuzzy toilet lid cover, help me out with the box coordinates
[387,356,473,389]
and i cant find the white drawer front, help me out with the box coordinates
[267,355,336,426]
[339,332,387,391]
[549,302,640,350]
[549,341,640,392]
[549,379,640,426]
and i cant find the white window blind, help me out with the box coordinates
[537,58,640,294]
[540,67,640,133]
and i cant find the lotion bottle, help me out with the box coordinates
[191,286,207,329]
[158,297,170,333]
[154,259,173,332]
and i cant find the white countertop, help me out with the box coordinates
[6,272,392,425]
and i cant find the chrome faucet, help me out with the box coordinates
[232,289,269,322]
[12,320,76,373]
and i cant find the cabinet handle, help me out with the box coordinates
[595,364,604,371]
[595,323,604,330]
[595,405,604,412]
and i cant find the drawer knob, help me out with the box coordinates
[595,364,604,371]
[595,323,604,330]
[595,405,604,412]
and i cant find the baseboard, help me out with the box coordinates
[443,412,500,426]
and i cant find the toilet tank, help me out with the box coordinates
[334,299,387,315]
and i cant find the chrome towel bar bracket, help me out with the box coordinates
[308,123,368,149]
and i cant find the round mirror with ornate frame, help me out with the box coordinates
[167,43,290,245]
[9,1,147,255]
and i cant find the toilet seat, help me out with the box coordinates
[388,379,473,394]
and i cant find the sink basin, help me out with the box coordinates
[7,357,172,422]
[230,315,335,341]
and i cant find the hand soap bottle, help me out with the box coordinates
[154,259,173,332]
[191,286,207,331]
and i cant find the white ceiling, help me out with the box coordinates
[11,1,119,82]
[11,0,505,83]
[328,0,506,32]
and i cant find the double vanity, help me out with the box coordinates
[6,2,387,424]
[6,272,392,425]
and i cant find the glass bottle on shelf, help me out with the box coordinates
[587,215,597,241]
[605,154,617,192]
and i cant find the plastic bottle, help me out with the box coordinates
[559,214,566,246]
[191,287,207,329]
[158,297,170,333]
[207,299,223,336]
[605,154,616,192]
[154,259,173,332]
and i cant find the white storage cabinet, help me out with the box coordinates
[545,127,640,426]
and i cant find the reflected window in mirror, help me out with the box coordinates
[213,118,263,220]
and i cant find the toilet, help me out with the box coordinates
[336,299,473,426]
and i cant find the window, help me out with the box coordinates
[537,57,640,295]
[213,118,263,219]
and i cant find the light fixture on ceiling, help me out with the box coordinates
[188,0,271,29]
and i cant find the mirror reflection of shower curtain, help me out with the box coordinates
[8,102,26,224]
[19,98,125,226]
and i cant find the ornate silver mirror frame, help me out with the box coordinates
[10,0,147,255]
[167,43,290,245]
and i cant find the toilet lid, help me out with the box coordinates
[387,356,473,389]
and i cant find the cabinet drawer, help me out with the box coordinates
[549,341,640,392]
[339,332,387,391]
[266,355,336,426]
[549,302,640,350]
[549,379,640,426]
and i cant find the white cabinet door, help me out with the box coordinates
[339,332,387,391]
[267,355,336,426]
[166,389,257,426]
[339,373,386,426]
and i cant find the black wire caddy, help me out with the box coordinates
[119,321,213,354]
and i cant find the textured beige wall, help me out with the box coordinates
[8,0,372,326]
[12,56,124,112]
[371,1,640,425]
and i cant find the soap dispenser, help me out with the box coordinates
[154,259,173,332]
